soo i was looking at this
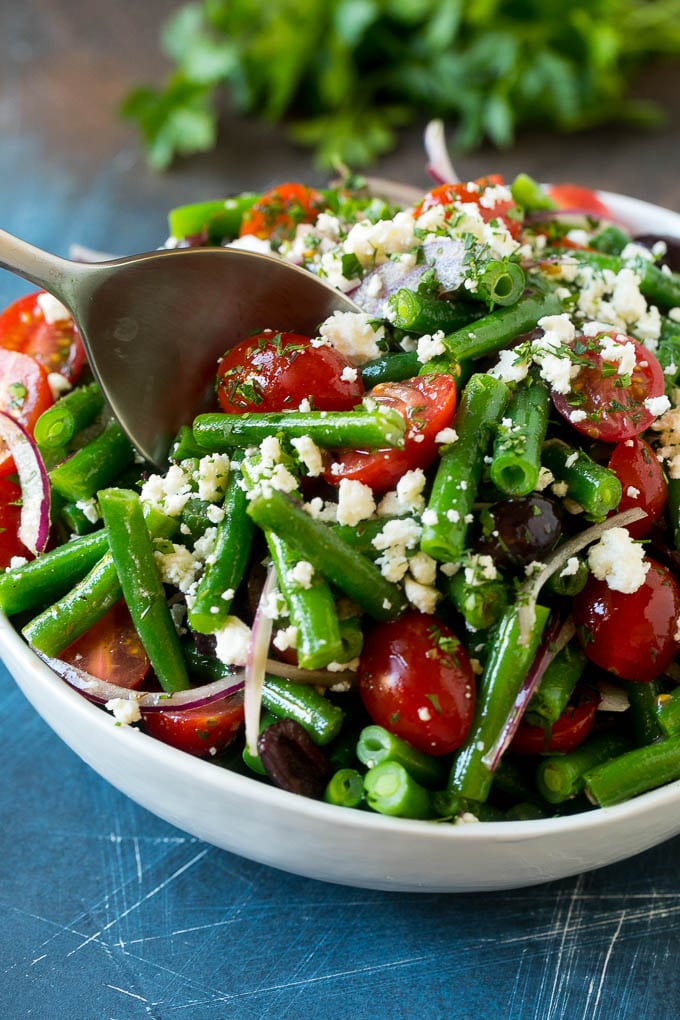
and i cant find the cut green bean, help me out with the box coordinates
[448,604,551,803]
[168,193,259,242]
[261,675,344,745]
[388,289,480,334]
[421,373,510,563]
[98,488,190,692]
[324,768,365,808]
[549,249,680,310]
[623,679,664,746]
[356,725,447,788]
[170,425,206,462]
[657,690,680,738]
[666,477,680,549]
[49,421,135,502]
[536,731,631,804]
[363,761,433,819]
[544,556,588,597]
[0,529,109,616]
[360,351,420,387]
[584,734,680,807]
[510,174,556,212]
[490,380,550,496]
[441,289,562,362]
[446,571,508,631]
[476,260,526,308]
[34,383,104,451]
[242,711,277,775]
[590,225,631,255]
[542,438,622,519]
[524,640,586,727]
[193,406,405,452]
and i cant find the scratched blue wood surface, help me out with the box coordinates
[2,4,680,1018]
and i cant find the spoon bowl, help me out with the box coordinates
[0,233,357,466]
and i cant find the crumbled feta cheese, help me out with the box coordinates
[75,498,99,524]
[197,453,230,502]
[289,560,314,589]
[434,427,458,445]
[141,464,193,516]
[599,335,637,376]
[569,409,588,423]
[47,372,72,399]
[421,509,438,526]
[340,365,359,383]
[644,395,671,418]
[272,625,298,652]
[37,292,72,324]
[226,233,272,255]
[343,211,417,267]
[214,616,252,666]
[291,435,324,478]
[8,556,28,570]
[394,468,427,513]
[154,543,202,593]
[404,575,440,614]
[336,478,376,526]
[534,466,555,492]
[587,527,649,593]
[318,311,385,365]
[626,485,641,499]
[409,551,438,586]
[105,698,141,726]
[416,330,446,364]
[559,557,580,578]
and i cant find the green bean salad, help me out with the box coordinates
[2,167,680,823]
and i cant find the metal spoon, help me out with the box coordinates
[0,231,357,467]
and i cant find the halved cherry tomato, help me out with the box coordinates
[60,600,150,689]
[510,688,599,755]
[359,611,475,756]
[548,184,613,220]
[608,437,667,538]
[415,176,522,238]
[551,332,665,442]
[573,559,680,683]
[142,692,244,758]
[0,477,29,568]
[325,373,457,494]
[217,330,364,414]
[0,348,54,475]
[239,183,325,244]
[0,291,86,382]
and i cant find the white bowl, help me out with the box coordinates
[4,190,680,893]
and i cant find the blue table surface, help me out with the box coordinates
[3,4,680,1017]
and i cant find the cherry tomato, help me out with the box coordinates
[0,477,29,568]
[0,348,54,476]
[510,688,599,755]
[0,291,86,382]
[217,330,365,414]
[608,437,667,538]
[573,559,680,683]
[61,600,151,689]
[239,183,325,244]
[326,373,457,494]
[551,332,665,442]
[548,184,613,220]
[359,611,475,756]
[143,692,244,758]
[416,176,522,238]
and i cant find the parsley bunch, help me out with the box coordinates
[122,0,680,170]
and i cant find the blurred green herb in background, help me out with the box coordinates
[121,0,680,170]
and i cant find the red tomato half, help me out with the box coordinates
[608,437,667,538]
[217,330,364,414]
[61,600,150,689]
[0,348,54,475]
[239,183,325,244]
[326,373,457,494]
[573,559,680,683]
[359,611,475,756]
[548,184,613,220]
[511,689,599,755]
[0,477,28,568]
[0,291,86,382]
[551,332,665,442]
[143,692,244,758]
[416,176,522,238]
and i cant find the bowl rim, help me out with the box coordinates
[4,187,680,851]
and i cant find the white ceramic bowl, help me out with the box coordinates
[4,191,680,893]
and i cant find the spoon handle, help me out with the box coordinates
[0,228,83,306]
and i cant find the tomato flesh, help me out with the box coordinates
[548,184,613,220]
[0,291,86,383]
[326,373,457,493]
[61,600,150,689]
[0,477,29,568]
[239,183,325,244]
[0,348,54,475]
[143,692,245,757]
[359,611,475,756]
[416,176,521,238]
[217,330,365,414]
[573,559,680,682]
[511,689,599,755]
[551,332,665,442]
[608,437,667,538]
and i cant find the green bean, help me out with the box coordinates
[544,556,588,597]
[388,289,480,334]
[446,571,508,631]
[360,351,420,387]
[510,174,556,212]
[58,501,99,536]
[549,249,680,310]
[505,801,549,821]
[524,640,586,727]
[168,193,259,242]
[448,604,551,803]
[584,734,680,807]
[430,790,506,822]
[441,289,562,362]
[261,675,345,745]
[242,711,277,775]
[356,725,447,788]
[363,761,433,819]
[0,529,110,616]
[170,425,206,462]
[491,756,542,804]
[179,497,212,543]
[34,383,104,451]
[541,438,622,519]
[657,690,680,738]
[193,406,405,452]
[490,380,550,496]
[666,477,680,549]
[98,488,190,692]
[49,421,135,502]
[246,487,407,621]
[324,768,365,808]
[622,679,665,746]
[187,472,255,634]
[476,260,526,308]
[590,225,631,255]
[536,731,631,804]
[421,373,510,563]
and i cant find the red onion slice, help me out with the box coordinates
[0,411,50,555]
[244,563,278,755]
[424,119,459,185]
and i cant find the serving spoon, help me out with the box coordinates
[0,232,357,467]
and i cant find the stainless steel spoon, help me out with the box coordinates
[0,232,357,467]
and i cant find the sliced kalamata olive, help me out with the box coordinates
[633,234,680,273]
[258,718,332,798]
[475,494,563,568]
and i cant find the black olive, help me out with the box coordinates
[475,494,563,569]
[633,234,680,274]
[258,718,332,798]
